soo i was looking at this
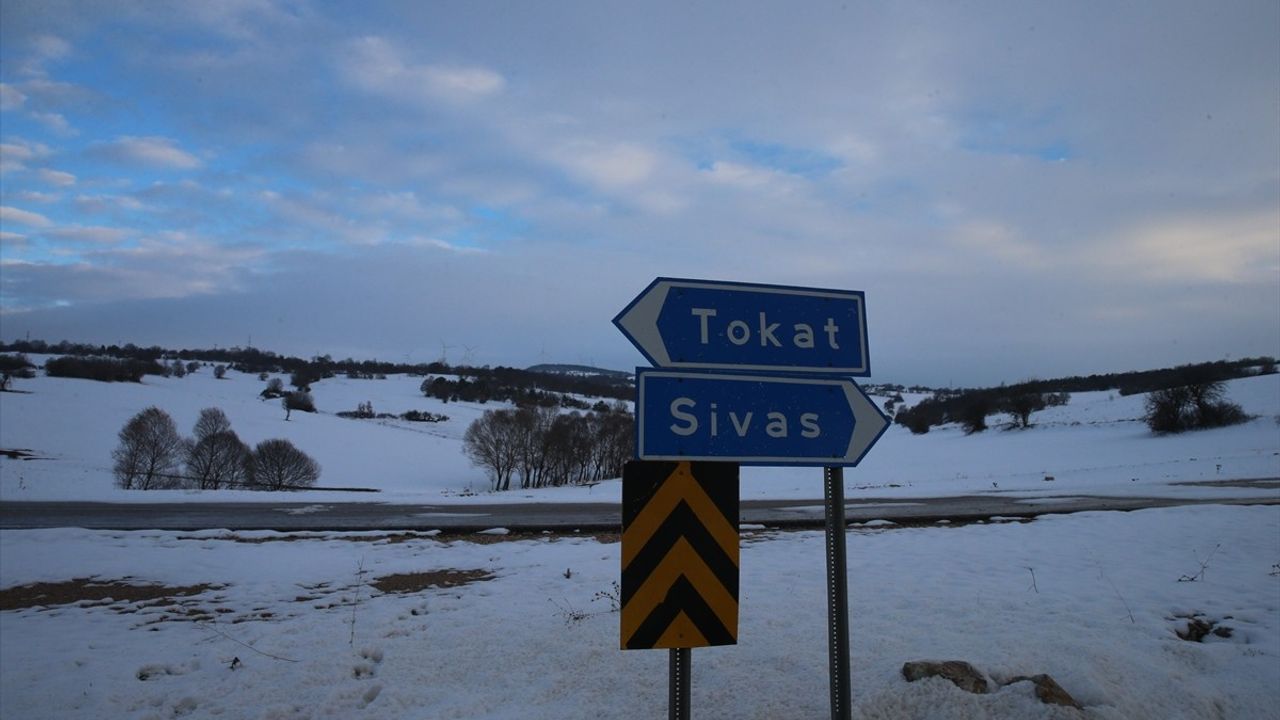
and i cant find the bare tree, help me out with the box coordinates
[0,353,35,391]
[463,409,520,491]
[186,408,249,490]
[112,407,187,489]
[1004,393,1047,429]
[213,364,228,379]
[248,439,320,490]
[193,407,232,441]
[513,406,555,489]
[1145,378,1246,433]
[187,430,252,490]
[463,406,634,491]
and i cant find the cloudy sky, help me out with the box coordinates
[1,0,1276,386]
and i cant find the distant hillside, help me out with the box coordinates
[0,339,636,402]
[893,356,1277,434]
[525,363,632,379]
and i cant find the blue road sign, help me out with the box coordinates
[636,369,889,466]
[613,278,869,376]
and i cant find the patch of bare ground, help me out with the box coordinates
[169,531,619,545]
[0,448,47,460]
[456,531,620,544]
[370,569,495,594]
[174,532,444,544]
[0,578,217,612]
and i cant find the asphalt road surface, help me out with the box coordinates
[2,479,1276,532]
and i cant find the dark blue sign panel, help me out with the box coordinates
[636,369,888,466]
[614,278,869,376]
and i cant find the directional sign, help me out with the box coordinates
[636,369,889,466]
[614,277,869,376]
[621,460,739,650]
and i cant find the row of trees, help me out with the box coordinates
[30,355,231,384]
[896,390,1071,435]
[894,357,1276,435]
[0,338,634,401]
[336,401,448,423]
[419,374,622,408]
[463,405,633,491]
[45,356,164,383]
[113,407,321,490]
[895,366,1256,436]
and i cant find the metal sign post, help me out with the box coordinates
[670,648,691,720]
[824,466,851,720]
[615,277,885,720]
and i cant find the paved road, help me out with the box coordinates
[2,479,1276,532]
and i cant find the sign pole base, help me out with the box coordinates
[824,466,852,720]
[670,648,691,720]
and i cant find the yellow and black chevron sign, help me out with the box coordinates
[621,460,739,650]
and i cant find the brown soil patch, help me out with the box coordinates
[169,531,619,545]
[175,532,444,545]
[454,530,620,545]
[370,569,495,594]
[0,448,46,460]
[0,578,216,611]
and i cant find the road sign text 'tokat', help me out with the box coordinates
[613,278,869,376]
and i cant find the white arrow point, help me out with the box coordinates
[843,382,890,464]
[616,280,671,367]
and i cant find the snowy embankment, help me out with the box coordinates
[1,505,1276,719]
[1,365,1277,504]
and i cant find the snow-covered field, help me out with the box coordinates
[2,363,1278,718]
[2,363,1277,504]
[1,506,1277,719]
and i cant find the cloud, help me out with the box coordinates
[87,136,202,169]
[701,161,801,194]
[31,111,75,135]
[16,35,72,78]
[361,191,461,224]
[46,225,133,245]
[31,35,72,62]
[0,206,53,228]
[556,141,657,189]
[0,83,27,111]
[0,1,1273,385]
[36,168,76,186]
[0,140,50,174]
[951,220,1044,267]
[17,191,60,203]
[0,231,29,251]
[0,234,266,311]
[342,36,505,106]
[75,193,146,213]
[257,189,376,245]
[18,78,100,111]
[409,236,491,254]
[1098,212,1280,284]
